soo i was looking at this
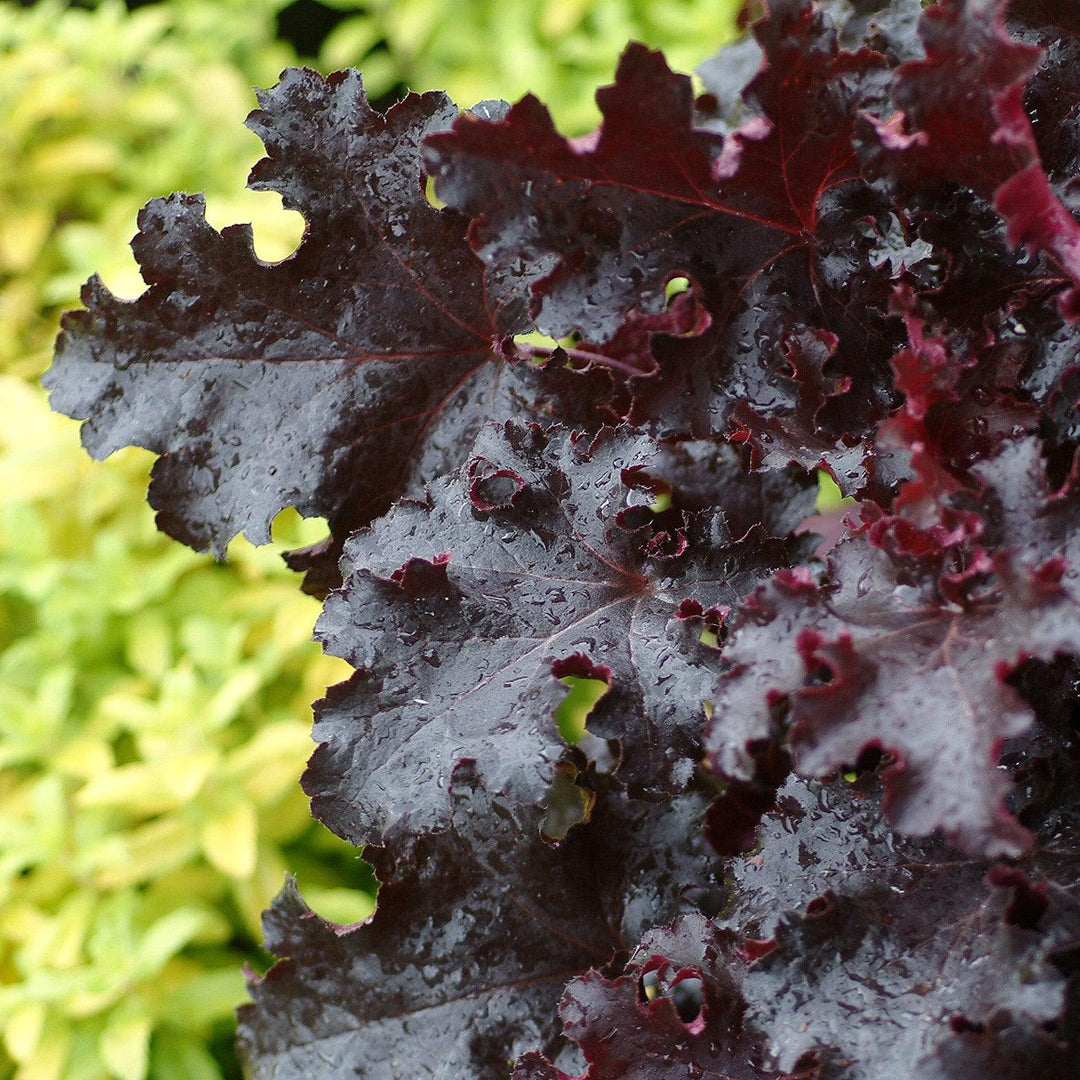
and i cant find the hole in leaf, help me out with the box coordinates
[621,466,673,512]
[638,963,706,1027]
[424,174,447,210]
[670,976,704,1024]
[541,762,595,841]
[204,191,306,265]
[269,507,332,548]
[665,275,691,301]
[302,886,376,926]
[469,469,524,512]
[815,468,856,513]
[650,489,673,513]
[854,744,884,774]
[555,675,609,745]
[843,744,889,782]
[511,331,572,365]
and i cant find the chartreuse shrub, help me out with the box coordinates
[314,0,744,133]
[0,0,300,382]
[0,379,366,1079]
[44,0,1080,1076]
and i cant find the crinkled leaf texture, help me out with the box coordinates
[705,517,1080,857]
[43,0,1080,1078]
[304,420,806,850]
[45,69,531,555]
[239,773,729,1079]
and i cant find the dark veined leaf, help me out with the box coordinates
[304,420,809,850]
[45,70,530,554]
[423,1,901,480]
[239,769,730,1080]
[512,914,797,1080]
[737,779,1080,1078]
[704,498,1080,856]
[863,0,1080,316]
[41,1,1080,1078]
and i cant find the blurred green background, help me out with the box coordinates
[0,1,741,1077]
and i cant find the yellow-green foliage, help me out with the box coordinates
[0,380,370,1080]
[0,0,742,1077]
[319,0,744,133]
[0,0,302,382]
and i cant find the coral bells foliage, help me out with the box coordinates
[45,0,1080,1076]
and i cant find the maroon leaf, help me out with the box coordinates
[743,870,1080,1078]
[239,771,731,1080]
[45,71,527,554]
[864,0,1080,315]
[513,914,793,1080]
[238,769,622,1079]
[722,773,1080,1079]
[706,519,1080,856]
[728,326,868,490]
[304,421,801,849]
[424,3,895,451]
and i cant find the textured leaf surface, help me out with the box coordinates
[239,773,732,1080]
[865,0,1080,312]
[424,2,900,463]
[512,915,788,1080]
[736,780,1080,1078]
[706,522,1080,856]
[305,421,804,849]
[46,70,526,554]
[42,1,1080,1077]
[238,771,620,1079]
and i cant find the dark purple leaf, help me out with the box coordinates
[863,0,1080,315]
[304,421,799,849]
[239,771,731,1080]
[512,914,792,1080]
[742,859,1080,1078]
[721,772,1080,1079]
[45,70,527,554]
[238,769,622,1079]
[424,3,897,457]
[705,519,1080,856]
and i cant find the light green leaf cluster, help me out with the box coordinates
[0,0,301,381]
[0,370,378,1078]
[318,0,744,133]
[0,380,373,1080]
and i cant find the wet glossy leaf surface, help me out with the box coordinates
[305,421,807,849]
[46,1,1080,1077]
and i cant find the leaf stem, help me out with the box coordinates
[514,341,645,378]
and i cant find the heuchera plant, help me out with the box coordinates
[45,0,1080,1076]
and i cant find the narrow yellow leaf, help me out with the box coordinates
[99,1010,151,1080]
[76,754,216,814]
[3,1002,45,1064]
[201,801,257,880]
